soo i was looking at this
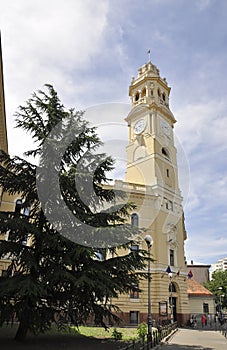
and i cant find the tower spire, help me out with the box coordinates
[0,31,8,153]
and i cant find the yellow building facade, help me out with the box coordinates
[112,60,190,326]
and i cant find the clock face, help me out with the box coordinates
[134,119,146,134]
[160,119,171,136]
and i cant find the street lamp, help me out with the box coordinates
[168,272,174,324]
[218,287,223,316]
[144,234,153,346]
[218,287,225,317]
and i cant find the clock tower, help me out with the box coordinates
[125,60,180,199]
[114,60,189,326]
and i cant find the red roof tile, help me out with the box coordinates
[187,279,213,296]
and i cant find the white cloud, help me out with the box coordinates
[196,0,212,11]
[1,0,110,156]
[175,100,227,154]
[186,235,227,262]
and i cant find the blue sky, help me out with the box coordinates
[0,0,227,265]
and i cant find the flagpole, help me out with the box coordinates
[147,49,151,62]
[145,235,153,348]
[168,272,174,324]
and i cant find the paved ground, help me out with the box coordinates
[161,328,227,350]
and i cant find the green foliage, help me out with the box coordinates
[0,85,149,341]
[204,270,227,310]
[137,322,147,340]
[111,328,123,341]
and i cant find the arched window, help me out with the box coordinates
[169,282,177,293]
[15,199,22,214]
[157,88,161,97]
[162,93,166,101]
[135,92,140,101]
[131,213,139,227]
[130,283,139,299]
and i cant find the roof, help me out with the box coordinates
[187,279,213,297]
[187,264,211,268]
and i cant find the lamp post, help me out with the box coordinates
[218,287,225,318]
[218,287,223,316]
[168,272,174,324]
[144,234,153,347]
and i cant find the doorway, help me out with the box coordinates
[169,296,177,322]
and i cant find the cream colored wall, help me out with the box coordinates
[112,182,190,321]
[0,192,19,212]
[188,296,216,316]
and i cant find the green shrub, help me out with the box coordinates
[111,328,123,341]
[137,322,147,340]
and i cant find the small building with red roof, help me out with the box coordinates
[187,278,216,319]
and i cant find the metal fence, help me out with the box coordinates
[119,322,177,350]
[219,322,227,339]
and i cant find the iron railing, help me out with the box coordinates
[219,322,227,339]
[119,322,177,350]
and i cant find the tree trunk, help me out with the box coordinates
[14,319,29,341]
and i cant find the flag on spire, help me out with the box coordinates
[147,49,151,61]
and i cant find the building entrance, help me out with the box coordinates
[169,296,177,322]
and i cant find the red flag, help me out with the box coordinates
[188,270,193,279]
[177,268,181,276]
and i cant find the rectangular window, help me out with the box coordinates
[131,244,139,252]
[170,249,174,266]
[130,311,139,325]
[168,201,173,211]
[130,283,139,299]
[203,303,209,314]
[165,199,173,211]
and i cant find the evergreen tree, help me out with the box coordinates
[0,85,148,340]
